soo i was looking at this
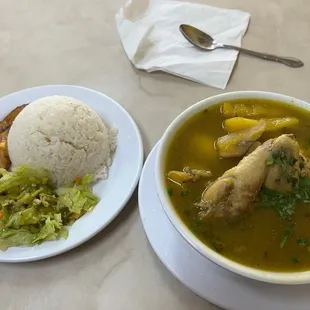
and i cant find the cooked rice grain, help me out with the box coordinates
[8,95,117,186]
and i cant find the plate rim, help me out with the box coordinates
[138,141,226,309]
[138,142,310,310]
[0,84,144,263]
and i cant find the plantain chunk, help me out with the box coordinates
[223,117,260,132]
[223,117,298,133]
[0,130,10,169]
[0,104,27,133]
[0,104,26,169]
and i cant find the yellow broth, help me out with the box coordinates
[164,98,310,272]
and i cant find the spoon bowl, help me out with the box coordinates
[179,24,304,68]
[179,24,219,51]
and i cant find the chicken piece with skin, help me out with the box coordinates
[197,134,309,220]
[264,137,309,192]
[245,141,261,155]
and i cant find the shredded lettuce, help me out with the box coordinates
[0,166,99,250]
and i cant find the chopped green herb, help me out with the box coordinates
[291,257,299,264]
[280,224,294,248]
[295,193,302,199]
[265,158,274,166]
[195,217,201,227]
[167,188,173,196]
[259,177,310,220]
[297,237,309,247]
[181,190,190,197]
[288,156,297,166]
[272,149,288,170]
[259,187,296,219]
[299,177,310,187]
[280,203,295,219]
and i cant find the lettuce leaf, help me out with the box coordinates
[0,165,49,194]
[0,228,38,251]
[56,174,99,215]
[0,166,99,250]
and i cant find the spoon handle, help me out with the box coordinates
[221,44,304,68]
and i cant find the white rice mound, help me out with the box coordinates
[8,95,117,187]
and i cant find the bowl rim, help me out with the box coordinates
[155,90,310,285]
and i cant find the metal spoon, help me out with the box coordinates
[179,24,304,68]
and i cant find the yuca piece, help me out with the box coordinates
[216,122,266,158]
[221,102,270,118]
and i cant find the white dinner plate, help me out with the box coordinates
[0,85,143,262]
[138,142,310,310]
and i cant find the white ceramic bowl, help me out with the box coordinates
[156,91,310,285]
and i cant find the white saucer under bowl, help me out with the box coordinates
[0,85,143,262]
[138,142,310,310]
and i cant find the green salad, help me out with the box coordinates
[0,166,99,250]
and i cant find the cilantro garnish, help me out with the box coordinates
[280,224,294,248]
[181,190,190,197]
[259,177,310,220]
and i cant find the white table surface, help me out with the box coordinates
[1,0,309,309]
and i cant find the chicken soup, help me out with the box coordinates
[165,98,310,272]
